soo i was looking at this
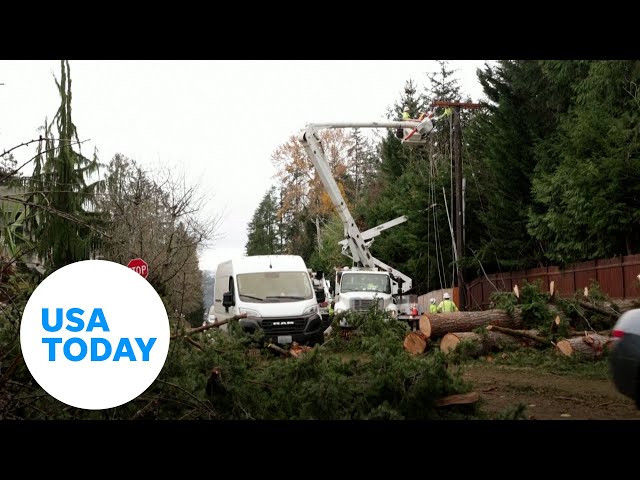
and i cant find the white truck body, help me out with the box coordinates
[211,255,324,345]
[333,268,398,318]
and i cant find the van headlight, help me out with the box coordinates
[238,307,261,318]
[303,305,318,315]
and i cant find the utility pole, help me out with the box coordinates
[432,101,481,311]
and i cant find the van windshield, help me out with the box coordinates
[340,273,391,294]
[237,272,314,303]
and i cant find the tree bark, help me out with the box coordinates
[556,333,613,358]
[403,331,428,355]
[578,300,619,320]
[607,299,640,313]
[419,310,523,339]
[439,331,523,356]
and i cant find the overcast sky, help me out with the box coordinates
[0,60,491,272]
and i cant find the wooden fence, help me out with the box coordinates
[465,254,640,310]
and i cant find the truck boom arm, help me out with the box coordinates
[299,121,420,294]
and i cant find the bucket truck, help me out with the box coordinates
[298,116,435,320]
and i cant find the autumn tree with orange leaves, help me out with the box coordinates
[266,129,355,258]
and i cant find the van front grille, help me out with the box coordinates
[261,317,307,334]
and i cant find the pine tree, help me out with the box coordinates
[528,60,640,263]
[26,60,104,273]
[245,186,281,256]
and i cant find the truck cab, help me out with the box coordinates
[332,267,398,318]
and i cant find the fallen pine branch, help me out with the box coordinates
[170,313,247,339]
[267,343,292,358]
[182,336,205,352]
[486,325,552,347]
[577,300,619,320]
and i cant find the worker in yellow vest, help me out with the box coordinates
[402,106,411,120]
[437,292,458,313]
[429,298,438,313]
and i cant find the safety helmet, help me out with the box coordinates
[430,298,436,304]
[443,292,450,300]
[403,106,410,112]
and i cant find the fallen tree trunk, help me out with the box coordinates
[170,313,248,339]
[608,299,640,313]
[486,325,551,347]
[419,310,523,339]
[440,331,522,356]
[578,300,619,320]
[556,333,613,358]
[403,331,428,355]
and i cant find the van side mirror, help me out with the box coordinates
[222,291,235,311]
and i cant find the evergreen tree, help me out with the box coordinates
[528,60,640,263]
[245,186,281,255]
[26,60,104,273]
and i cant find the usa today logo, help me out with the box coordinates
[20,260,170,410]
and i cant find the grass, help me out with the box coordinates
[460,348,611,380]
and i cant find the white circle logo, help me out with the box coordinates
[20,260,170,410]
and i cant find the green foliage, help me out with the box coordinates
[245,186,282,256]
[25,60,105,274]
[492,280,554,331]
[308,212,345,273]
[491,290,518,315]
[1,304,477,420]
[494,403,528,420]
[528,61,640,264]
[518,280,554,329]
[479,348,611,380]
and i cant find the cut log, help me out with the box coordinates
[486,325,552,347]
[440,331,522,356]
[556,333,612,358]
[419,309,523,339]
[418,313,431,338]
[436,392,480,407]
[403,331,428,355]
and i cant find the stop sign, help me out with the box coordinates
[127,258,149,279]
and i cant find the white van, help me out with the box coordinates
[212,255,324,345]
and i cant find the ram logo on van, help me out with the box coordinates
[272,321,295,326]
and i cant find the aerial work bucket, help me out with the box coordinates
[401,117,433,147]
